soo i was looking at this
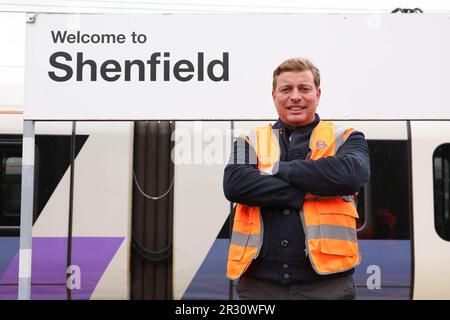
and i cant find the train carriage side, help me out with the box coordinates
[2,116,450,299]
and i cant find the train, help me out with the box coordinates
[1,115,450,300]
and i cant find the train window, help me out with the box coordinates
[0,134,88,236]
[0,145,22,229]
[433,144,450,241]
[357,140,411,240]
[2,157,21,216]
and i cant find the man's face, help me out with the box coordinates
[272,70,321,128]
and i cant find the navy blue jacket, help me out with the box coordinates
[223,115,370,284]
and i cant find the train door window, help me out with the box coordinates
[357,140,411,240]
[0,141,22,234]
[433,144,450,241]
[2,157,21,216]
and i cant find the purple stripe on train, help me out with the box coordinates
[0,237,124,300]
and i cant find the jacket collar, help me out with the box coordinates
[274,114,321,133]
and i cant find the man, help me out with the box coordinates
[223,58,370,300]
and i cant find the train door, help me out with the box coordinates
[411,121,450,299]
[178,120,414,300]
[337,121,413,299]
[173,121,232,300]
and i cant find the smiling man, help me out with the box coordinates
[224,58,371,300]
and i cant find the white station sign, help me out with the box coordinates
[25,13,450,120]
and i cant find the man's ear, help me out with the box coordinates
[272,90,276,101]
[316,87,321,100]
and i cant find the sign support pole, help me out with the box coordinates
[18,120,35,300]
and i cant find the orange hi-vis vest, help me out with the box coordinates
[226,120,361,280]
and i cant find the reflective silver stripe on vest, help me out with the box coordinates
[333,124,352,155]
[305,224,357,243]
[333,126,346,154]
[230,231,260,248]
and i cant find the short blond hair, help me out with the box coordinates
[272,58,320,90]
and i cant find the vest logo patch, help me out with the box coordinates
[316,140,328,149]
